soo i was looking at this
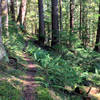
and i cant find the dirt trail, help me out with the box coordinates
[21,53,39,100]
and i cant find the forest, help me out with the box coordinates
[0,0,100,100]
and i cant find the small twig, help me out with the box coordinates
[87,87,92,95]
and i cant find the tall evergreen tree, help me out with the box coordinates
[10,0,15,21]
[0,0,2,44]
[17,0,27,25]
[38,0,45,44]
[0,0,8,61]
[2,0,9,36]
[70,0,74,47]
[16,0,19,16]
[51,0,59,46]
[59,0,63,31]
[79,0,82,39]
[70,0,74,32]
[95,2,100,52]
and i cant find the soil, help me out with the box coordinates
[21,53,39,100]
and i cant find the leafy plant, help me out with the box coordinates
[0,81,22,100]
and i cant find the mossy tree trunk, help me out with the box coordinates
[0,0,8,62]
[2,0,9,37]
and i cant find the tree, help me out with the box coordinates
[59,0,63,31]
[70,0,74,32]
[2,0,9,36]
[0,0,8,62]
[10,0,15,21]
[17,0,27,25]
[16,0,19,16]
[69,0,74,47]
[79,0,82,39]
[38,0,45,44]
[95,2,100,52]
[0,0,2,44]
[51,0,59,46]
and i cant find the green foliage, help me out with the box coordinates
[7,69,25,77]
[26,40,100,88]
[3,20,25,52]
[0,63,8,71]
[26,42,81,88]
[0,81,22,100]
[36,86,53,100]
[1,1,100,99]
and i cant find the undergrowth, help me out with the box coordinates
[0,62,25,100]
[0,80,22,100]
[36,86,53,100]
[2,20,100,100]
[26,42,81,88]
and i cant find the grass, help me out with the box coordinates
[0,54,27,100]
[0,80,22,100]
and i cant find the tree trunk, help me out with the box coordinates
[69,0,74,48]
[70,0,74,32]
[38,0,45,44]
[17,0,27,25]
[51,0,59,46]
[0,0,2,44]
[35,24,38,35]
[0,0,8,62]
[16,0,19,16]
[79,0,82,39]
[59,0,63,31]
[2,0,9,36]
[10,0,15,21]
[95,2,100,52]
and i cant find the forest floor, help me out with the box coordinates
[21,53,39,100]
[1,49,100,100]
[1,33,100,100]
[20,50,100,100]
[0,51,40,100]
[20,52,100,100]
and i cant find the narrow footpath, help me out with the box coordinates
[21,53,39,100]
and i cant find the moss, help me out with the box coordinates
[36,86,53,100]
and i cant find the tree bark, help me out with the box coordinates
[51,0,59,46]
[70,0,74,32]
[2,0,9,36]
[17,0,27,25]
[69,0,74,47]
[95,2,100,52]
[16,0,19,16]
[0,0,2,44]
[10,0,15,21]
[38,0,45,44]
[59,0,63,31]
[79,0,82,39]
[0,0,8,62]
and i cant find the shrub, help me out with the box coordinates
[26,43,81,89]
